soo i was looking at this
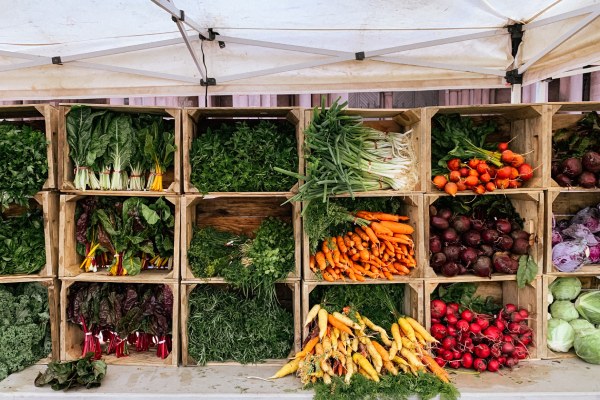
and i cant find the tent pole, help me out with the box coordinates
[511,84,522,103]
[524,4,600,29]
[373,56,505,77]
[150,0,209,37]
[173,19,206,81]
[70,61,199,84]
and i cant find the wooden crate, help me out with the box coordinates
[541,274,600,359]
[59,194,180,280]
[0,104,58,190]
[180,281,301,366]
[303,108,425,193]
[303,194,425,282]
[181,194,301,281]
[548,102,600,190]
[546,189,600,274]
[0,191,59,280]
[57,104,181,195]
[424,191,544,279]
[424,276,543,359]
[60,279,179,366]
[301,280,423,341]
[424,104,548,193]
[0,277,60,362]
[183,107,303,195]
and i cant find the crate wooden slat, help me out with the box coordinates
[57,104,181,194]
[302,194,425,282]
[301,280,423,341]
[423,191,544,279]
[0,104,58,191]
[547,102,600,190]
[181,194,301,281]
[180,281,301,366]
[183,107,303,195]
[545,189,600,275]
[424,276,543,359]
[303,107,425,193]
[0,191,58,280]
[59,194,180,280]
[60,280,179,366]
[541,274,600,359]
[424,104,548,193]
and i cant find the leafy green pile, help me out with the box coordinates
[188,218,295,297]
[0,282,52,381]
[553,111,600,159]
[309,284,405,328]
[0,208,46,275]
[431,114,497,176]
[432,283,502,315]
[190,120,297,192]
[310,373,459,400]
[66,106,175,191]
[35,352,107,391]
[0,123,48,209]
[187,285,293,365]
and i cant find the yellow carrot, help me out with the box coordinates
[405,316,437,343]
[391,323,403,351]
[400,348,424,370]
[422,354,450,383]
[318,309,328,340]
[371,341,390,362]
[345,355,354,384]
[352,353,379,382]
[398,317,417,343]
[269,358,301,379]
[304,304,321,327]
[389,341,398,360]
[332,312,361,330]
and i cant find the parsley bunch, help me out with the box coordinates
[0,208,46,275]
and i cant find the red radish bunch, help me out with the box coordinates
[430,300,534,373]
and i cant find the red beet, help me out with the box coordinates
[430,235,442,253]
[562,157,583,178]
[452,215,471,233]
[441,228,459,243]
[461,309,475,322]
[481,229,500,244]
[510,312,524,323]
[474,344,491,359]
[473,255,492,277]
[504,304,517,313]
[438,208,453,220]
[505,357,519,368]
[582,151,600,173]
[475,316,490,330]
[431,216,450,230]
[443,245,461,261]
[496,219,512,234]
[555,174,572,187]
[442,336,457,350]
[501,342,515,354]
[435,357,446,367]
[511,238,530,255]
[490,345,502,358]
[479,244,494,257]
[442,261,461,277]
[447,303,460,314]
[579,171,596,188]
[430,253,447,272]
[447,325,457,337]
[446,314,458,326]
[510,230,530,241]
[471,219,485,231]
[449,360,461,369]
[463,230,482,247]
[442,350,454,361]
[497,235,514,251]
[469,323,482,334]
[456,319,470,332]
[513,344,528,360]
[430,299,447,319]
[487,359,500,372]
[461,353,473,369]
[473,358,487,372]
[431,323,448,340]
[483,326,502,341]
[461,247,479,265]
[518,309,529,319]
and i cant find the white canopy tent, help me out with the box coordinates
[0,0,599,100]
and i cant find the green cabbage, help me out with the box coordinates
[550,277,582,301]
[575,291,600,324]
[550,300,580,321]
[570,319,596,336]
[547,318,575,352]
[574,328,600,364]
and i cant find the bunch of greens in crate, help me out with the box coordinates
[190,120,297,192]
[0,282,52,382]
[66,106,175,191]
[187,285,293,365]
[75,196,175,276]
[0,207,46,275]
[278,98,418,204]
[188,217,295,297]
[0,123,48,209]
[35,353,107,391]
[431,282,501,315]
[66,283,173,359]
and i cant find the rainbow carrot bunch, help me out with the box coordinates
[309,211,416,281]
[270,306,449,385]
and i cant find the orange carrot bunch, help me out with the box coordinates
[309,211,416,281]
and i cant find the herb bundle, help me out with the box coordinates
[190,120,298,192]
[66,106,175,191]
[35,353,107,391]
[75,196,175,276]
[0,208,46,275]
[0,282,52,381]
[187,285,293,365]
[0,123,48,209]
[66,283,173,359]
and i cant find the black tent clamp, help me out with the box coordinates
[505,23,524,85]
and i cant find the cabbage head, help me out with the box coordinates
[547,318,575,352]
[575,291,600,324]
[550,277,582,300]
[550,300,580,321]
[570,319,596,336]
[574,328,600,364]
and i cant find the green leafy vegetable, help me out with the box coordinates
[517,255,538,288]
[553,111,600,160]
[0,207,46,275]
[432,283,501,315]
[433,195,524,228]
[107,115,134,191]
[34,352,107,390]
[190,120,297,192]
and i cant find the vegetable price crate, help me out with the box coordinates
[424,191,544,280]
[302,194,425,282]
[546,189,600,275]
[57,104,181,195]
[181,194,301,281]
[541,274,600,360]
[301,280,423,341]
[182,107,303,195]
[180,281,301,366]
[59,194,180,281]
[424,277,543,359]
[424,104,548,193]
[60,280,179,366]
[547,102,600,190]
[0,104,58,191]
[302,107,425,194]
[0,191,59,280]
